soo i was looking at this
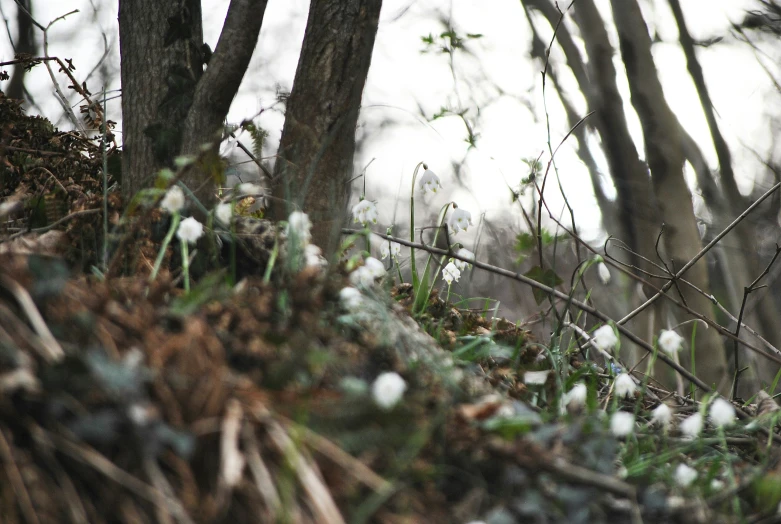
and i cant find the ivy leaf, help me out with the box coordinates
[524,266,563,304]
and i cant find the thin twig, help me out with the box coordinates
[618,181,781,325]
[4,208,101,242]
[733,245,781,398]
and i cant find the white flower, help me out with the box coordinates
[350,257,385,288]
[237,182,263,196]
[680,413,703,438]
[448,207,473,235]
[176,217,203,244]
[381,241,401,260]
[350,266,375,288]
[658,329,684,356]
[285,211,312,245]
[304,243,327,268]
[160,185,185,213]
[352,199,379,226]
[651,403,673,427]
[215,203,232,225]
[372,372,407,410]
[339,287,364,310]
[524,370,549,385]
[418,169,442,194]
[592,325,619,352]
[614,373,637,399]
[454,248,475,270]
[709,398,736,428]
[610,411,635,437]
[564,383,587,408]
[674,464,698,487]
[364,257,386,278]
[710,479,725,491]
[597,262,611,285]
[442,262,461,285]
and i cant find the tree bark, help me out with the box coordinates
[119,0,204,199]
[179,0,268,203]
[7,0,36,102]
[610,0,729,393]
[271,0,383,255]
[119,0,266,206]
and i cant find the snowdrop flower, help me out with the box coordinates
[614,373,636,399]
[597,262,611,285]
[524,370,549,386]
[161,185,185,213]
[304,243,327,268]
[674,464,698,487]
[442,262,461,285]
[381,241,401,260]
[352,199,378,226]
[610,411,635,437]
[339,287,364,310]
[709,398,736,428]
[350,257,385,288]
[285,211,312,245]
[364,257,386,278]
[564,383,588,408]
[215,203,232,225]
[454,248,475,271]
[651,403,673,427]
[372,372,407,410]
[176,217,203,244]
[237,182,263,196]
[448,207,473,235]
[658,329,684,356]
[592,324,619,352]
[680,413,703,438]
[418,169,442,194]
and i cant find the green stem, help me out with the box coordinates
[149,212,180,283]
[181,240,191,292]
[409,161,427,289]
[412,202,453,315]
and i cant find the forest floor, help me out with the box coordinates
[1,91,781,524]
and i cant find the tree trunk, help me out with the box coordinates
[7,0,36,102]
[610,0,729,393]
[119,0,204,199]
[571,0,661,272]
[119,0,266,206]
[669,0,781,389]
[271,0,383,255]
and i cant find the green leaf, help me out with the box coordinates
[524,266,563,304]
[515,232,536,253]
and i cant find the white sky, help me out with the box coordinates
[1,0,777,246]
